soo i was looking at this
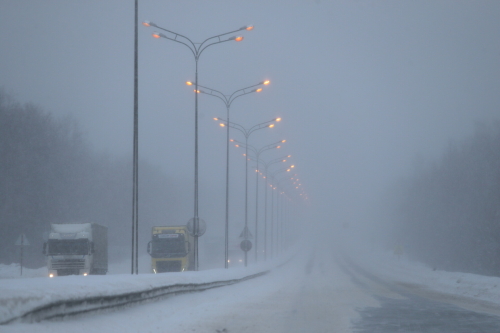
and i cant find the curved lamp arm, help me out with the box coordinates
[144,21,252,60]
[187,80,269,108]
[215,117,280,138]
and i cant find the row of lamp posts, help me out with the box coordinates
[218,119,283,267]
[141,19,300,270]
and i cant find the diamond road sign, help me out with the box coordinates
[239,226,253,239]
[15,234,30,246]
[187,217,207,237]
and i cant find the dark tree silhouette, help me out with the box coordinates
[390,121,500,276]
[0,91,183,268]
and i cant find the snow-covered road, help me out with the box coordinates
[2,250,373,333]
[2,244,500,332]
[0,246,375,332]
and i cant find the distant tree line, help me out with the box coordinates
[0,90,181,268]
[390,122,500,276]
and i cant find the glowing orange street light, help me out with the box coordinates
[275,117,282,122]
[256,88,263,93]
[263,80,270,85]
[215,118,280,266]
[143,20,253,270]
[232,139,287,262]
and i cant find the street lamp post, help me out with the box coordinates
[187,80,270,268]
[288,179,305,251]
[131,0,139,275]
[143,21,253,270]
[232,140,287,262]
[278,189,287,254]
[277,176,303,253]
[215,118,281,266]
[272,173,296,257]
[257,156,291,260]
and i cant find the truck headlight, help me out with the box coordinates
[83,273,88,276]
[49,274,54,278]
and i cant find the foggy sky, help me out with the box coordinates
[1,1,499,239]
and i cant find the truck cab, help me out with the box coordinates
[44,223,107,277]
[148,226,194,273]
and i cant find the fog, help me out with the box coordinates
[1,1,499,271]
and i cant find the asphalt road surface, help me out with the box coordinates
[340,256,500,333]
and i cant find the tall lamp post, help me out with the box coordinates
[276,176,302,253]
[232,140,287,261]
[186,80,270,268]
[215,118,281,266]
[271,173,295,257]
[143,21,253,270]
[257,156,291,260]
[131,0,139,275]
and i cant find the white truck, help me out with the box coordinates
[43,223,108,277]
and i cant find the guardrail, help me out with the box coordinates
[1,270,268,325]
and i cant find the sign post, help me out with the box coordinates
[239,227,253,267]
[15,234,30,276]
[187,218,207,271]
[240,239,252,252]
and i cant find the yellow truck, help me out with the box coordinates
[147,226,195,273]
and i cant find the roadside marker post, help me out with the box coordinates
[15,233,30,276]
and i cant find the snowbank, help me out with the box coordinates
[0,256,288,324]
[0,264,47,279]
[352,249,500,306]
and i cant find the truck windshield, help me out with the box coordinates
[152,234,187,257]
[48,239,89,255]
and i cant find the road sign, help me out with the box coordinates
[15,234,30,276]
[239,226,253,239]
[240,240,252,252]
[187,217,207,237]
[15,234,30,246]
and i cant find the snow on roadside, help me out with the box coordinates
[0,264,47,279]
[0,255,288,325]
[352,249,500,306]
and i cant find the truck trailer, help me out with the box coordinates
[147,226,194,273]
[43,223,108,277]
